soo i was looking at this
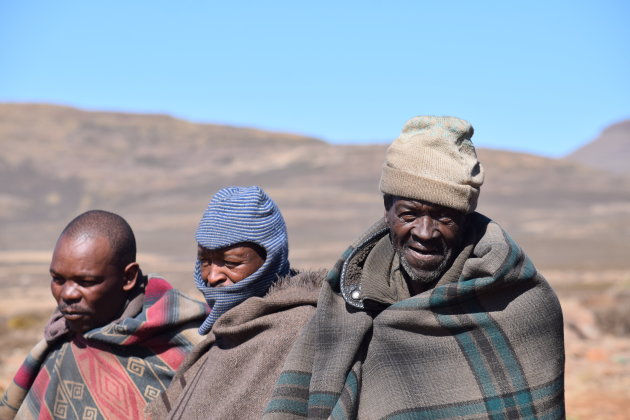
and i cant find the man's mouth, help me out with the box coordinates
[61,311,88,320]
[60,307,90,321]
[405,245,443,261]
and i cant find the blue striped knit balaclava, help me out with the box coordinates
[194,186,290,335]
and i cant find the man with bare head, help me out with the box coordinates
[50,210,140,334]
[1,210,207,420]
[265,116,565,419]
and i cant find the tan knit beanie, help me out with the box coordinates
[379,116,484,213]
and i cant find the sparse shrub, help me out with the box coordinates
[594,291,630,336]
[7,313,46,330]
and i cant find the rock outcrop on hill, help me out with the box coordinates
[565,118,630,174]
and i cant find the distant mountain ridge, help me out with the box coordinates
[1,103,629,290]
[565,119,630,174]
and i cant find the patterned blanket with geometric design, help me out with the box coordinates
[0,276,208,420]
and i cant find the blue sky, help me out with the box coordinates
[1,1,628,157]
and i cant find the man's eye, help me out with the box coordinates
[224,261,240,268]
[78,278,100,286]
[51,277,63,284]
[399,214,416,222]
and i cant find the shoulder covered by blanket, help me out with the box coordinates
[265,213,565,420]
[145,269,325,420]
[0,275,208,420]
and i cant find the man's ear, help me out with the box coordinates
[122,262,140,292]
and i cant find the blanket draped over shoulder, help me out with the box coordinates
[265,214,565,420]
[145,270,324,420]
[0,275,208,420]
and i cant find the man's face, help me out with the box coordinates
[50,234,136,334]
[198,243,266,288]
[385,196,466,291]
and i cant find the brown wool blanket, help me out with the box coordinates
[145,270,325,420]
[265,214,565,419]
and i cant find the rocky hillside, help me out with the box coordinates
[1,103,629,287]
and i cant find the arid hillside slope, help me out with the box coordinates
[2,103,629,275]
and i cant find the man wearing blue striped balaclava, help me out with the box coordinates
[194,186,290,335]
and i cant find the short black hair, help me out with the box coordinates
[60,210,136,269]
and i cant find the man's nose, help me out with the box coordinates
[411,216,437,241]
[206,264,228,286]
[60,282,81,301]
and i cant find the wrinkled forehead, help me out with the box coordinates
[197,242,266,258]
[389,195,462,212]
[385,196,469,232]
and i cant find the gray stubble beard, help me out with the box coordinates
[398,246,454,289]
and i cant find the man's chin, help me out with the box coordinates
[400,255,449,286]
[64,317,95,334]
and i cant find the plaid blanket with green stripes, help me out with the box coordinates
[264,214,565,419]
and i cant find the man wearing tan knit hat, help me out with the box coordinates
[265,116,565,420]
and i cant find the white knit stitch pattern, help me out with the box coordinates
[194,186,290,335]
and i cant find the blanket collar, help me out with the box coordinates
[43,272,148,343]
[339,217,477,310]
